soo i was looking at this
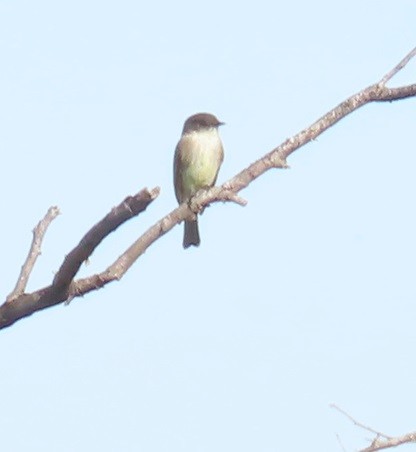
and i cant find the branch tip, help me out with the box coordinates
[6,206,60,302]
[150,186,161,198]
[380,46,416,85]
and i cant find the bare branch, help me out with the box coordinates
[361,433,416,452]
[380,46,416,85]
[224,81,416,196]
[335,433,347,452]
[0,188,159,328]
[331,404,391,439]
[2,47,416,329]
[53,187,160,290]
[7,206,60,302]
[331,404,416,451]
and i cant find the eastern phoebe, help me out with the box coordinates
[174,112,225,248]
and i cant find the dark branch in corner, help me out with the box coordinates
[1,47,416,330]
[0,188,159,329]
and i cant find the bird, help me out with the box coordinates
[174,112,225,248]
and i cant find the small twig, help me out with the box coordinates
[7,206,60,302]
[219,190,247,206]
[331,404,416,451]
[188,186,248,215]
[380,46,416,85]
[330,404,391,439]
[335,433,347,452]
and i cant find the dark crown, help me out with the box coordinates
[183,113,224,133]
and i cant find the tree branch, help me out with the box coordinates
[2,47,416,329]
[380,46,416,85]
[6,206,60,302]
[331,404,416,451]
[0,188,159,328]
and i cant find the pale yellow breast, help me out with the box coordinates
[180,129,224,199]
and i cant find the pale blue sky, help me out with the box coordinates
[1,1,416,451]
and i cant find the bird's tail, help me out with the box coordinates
[183,219,200,248]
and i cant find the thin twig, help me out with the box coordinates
[6,206,60,302]
[335,433,347,452]
[330,404,391,439]
[380,46,416,85]
[331,404,416,451]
